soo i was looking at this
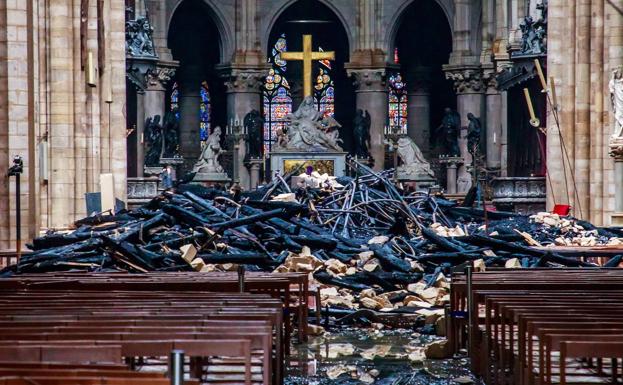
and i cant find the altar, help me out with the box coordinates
[270,151,348,177]
[267,34,347,177]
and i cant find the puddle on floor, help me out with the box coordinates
[285,328,481,385]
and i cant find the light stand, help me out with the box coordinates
[8,155,23,258]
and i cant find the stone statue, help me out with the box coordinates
[515,0,547,56]
[276,127,288,149]
[396,136,434,178]
[610,67,623,139]
[278,96,343,152]
[467,113,481,156]
[125,16,156,58]
[144,115,163,167]
[519,16,535,53]
[193,126,225,174]
[353,109,371,158]
[162,110,180,159]
[437,108,461,156]
[244,109,264,159]
[457,169,473,193]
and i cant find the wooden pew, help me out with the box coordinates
[459,269,623,385]
[0,287,286,385]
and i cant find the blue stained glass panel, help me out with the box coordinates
[199,82,210,141]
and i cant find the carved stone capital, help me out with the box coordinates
[348,68,387,92]
[482,67,499,94]
[443,65,485,94]
[145,66,176,90]
[610,142,623,160]
[222,69,265,94]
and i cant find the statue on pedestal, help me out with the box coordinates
[193,126,225,174]
[162,110,180,159]
[396,136,435,178]
[610,67,623,139]
[353,109,371,159]
[244,109,264,159]
[277,96,343,152]
[144,115,163,167]
[437,108,461,156]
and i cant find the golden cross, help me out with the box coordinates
[280,34,335,98]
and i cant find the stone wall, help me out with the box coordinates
[547,0,622,225]
[0,0,127,248]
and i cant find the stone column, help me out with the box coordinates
[222,68,265,190]
[348,68,388,171]
[144,66,176,124]
[249,160,262,190]
[483,67,502,170]
[138,66,176,176]
[405,67,432,159]
[500,90,509,176]
[610,145,623,224]
[444,65,486,193]
[178,64,202,161]
[136,90,146,175]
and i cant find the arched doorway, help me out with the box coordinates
[392,0,454,174]
[167,0,226,170]
[263,0,353,157]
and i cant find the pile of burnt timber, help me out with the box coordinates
[3,159,622,315]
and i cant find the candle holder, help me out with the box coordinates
[225,122,248,145]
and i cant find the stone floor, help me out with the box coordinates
[285,328,480,385]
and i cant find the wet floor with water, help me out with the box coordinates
[285,328,481,385]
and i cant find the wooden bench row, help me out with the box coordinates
[454,268,623,385]
[0,359,201,385]
[0,271,311,343]
[0,273,302,385]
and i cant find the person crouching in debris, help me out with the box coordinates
[160,164,175,189]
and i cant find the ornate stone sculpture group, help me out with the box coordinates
[193,126,225,175]
[125,16,156,58]
[515,0,547,56]
[276,96,343,152]
[396,136,435,178]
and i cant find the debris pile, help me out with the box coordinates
[4,159,622,318]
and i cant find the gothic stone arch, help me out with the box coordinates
[384,0,455,62]
[259,0,355,60]
[165,0,235,63]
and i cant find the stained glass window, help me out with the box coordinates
[262,34,292,154]
[199,81,210,142]
[388,73,407,133]
[262,34,335,154]
[168,81,210,142]
[170,81,180,120]
[314,65,335,117]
